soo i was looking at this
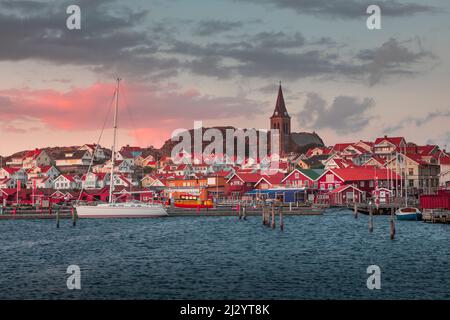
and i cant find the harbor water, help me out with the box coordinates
[0,208,449,299]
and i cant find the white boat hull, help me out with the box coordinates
[75,204,168,218]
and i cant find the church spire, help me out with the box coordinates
[271,82,290,118]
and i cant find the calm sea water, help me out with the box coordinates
[0,209,449,300]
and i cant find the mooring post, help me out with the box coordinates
[72,206,78,227]
[369,203,374,233]
[56,209,60,228]
[280,204,284,231]
[238,202,242,220]
[289,202,292,212]
[354,202,358,219]
[390,206,395,240]
[243,205,247,220]
[271,203,276,229]
[262,204,266,225]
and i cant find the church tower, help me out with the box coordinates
[270,83,291,155]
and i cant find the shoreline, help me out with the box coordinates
[0,206,324,219]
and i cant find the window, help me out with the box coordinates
[326,174,334,183]
[328,184,333,190]
[409,180,414,187]
[369,181,374,188]
[408,168,414,176]
[320,183,325,190]
[304,180,309,188]
[360,181,365,187]
[295,173,299,179]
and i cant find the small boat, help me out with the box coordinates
[171,193,214,209]
[395,207,422,221]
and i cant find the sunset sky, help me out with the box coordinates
[1,0,449,156]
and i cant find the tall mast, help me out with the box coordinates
[109,78,120,203]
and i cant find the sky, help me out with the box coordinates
[0,0,449,156]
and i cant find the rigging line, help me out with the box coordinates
[121,83,143,148]
[77,86,117,201]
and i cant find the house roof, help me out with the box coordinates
[1,167,20,174]
[23,149,42,160]
[328,184,364,194]
[56,150,88,160]
[331,168,401,181]
[281,168,323,183]
[440,157,450,165]
[374,136,405,147]
[255,172,286,187]
[333,143,353,152]
[228,172,262,184]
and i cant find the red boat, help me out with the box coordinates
[172,193,214,209]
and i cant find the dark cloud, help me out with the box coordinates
[357,38,436,85]
[0,1,437,85]
[232,0,437,19]
[194,20,243,36]
[297,93,375,134]
[384,110,450,133]
[0,0,180,80]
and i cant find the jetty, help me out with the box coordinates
[0,203,324,219]
[422,209,450,224]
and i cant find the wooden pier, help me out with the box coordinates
[422,210,450,224]
[0,204,324,219]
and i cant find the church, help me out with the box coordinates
[270,84,324,155]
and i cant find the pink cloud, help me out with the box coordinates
[0,82,263,133]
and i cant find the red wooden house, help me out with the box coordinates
[281,169,322,189]
[328,185,365,205]
[225,172,261,198]
[316,168,400,196]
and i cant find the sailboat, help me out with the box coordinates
[394,152,422,221]
[75,79,168,218]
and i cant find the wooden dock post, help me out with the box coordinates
[279,204,284,231]
[271,203,276,229]
[262,204,266,225]
[390,206,395,240]
[242,205,247,220]
[72,207,78,227]
[354,202,358,219]
[368,203,373,233]
[238,202,242,220]
[56,209,60,228]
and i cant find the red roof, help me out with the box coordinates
[333,143,353,152]
[255,172,286,187]
[440,157,450,165]
[1,167,20,174]
[23,149,42,159]
[229,172,262,183]
[329,184,364,194]
[403,154,429,165]
[331,168,400,181]
[59,174,76,182]
[374,136,405,147]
